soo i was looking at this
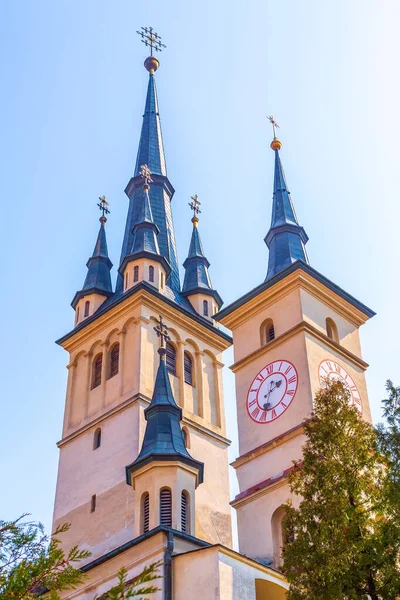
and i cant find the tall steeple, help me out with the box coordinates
[118,49,180,293]
[264,122,309,280]
[182,195,222,311]
[71,197,113,313]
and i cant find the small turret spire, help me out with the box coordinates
[264,121,309,280]
[182,196,223,309]
[126,316,203,484]
[71,197,113,309]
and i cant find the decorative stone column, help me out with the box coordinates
[83,350,93,419]
[195,350,204,418]
[101,341,109,409]
[118,329,126,398]
[176,340,185,409]
[65,360,76,430]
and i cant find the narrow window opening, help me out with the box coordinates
[160,488,172,527]
[166,342,176,376]
[142,492,150,533]
[161,272,164,288]
[93,427,101,450]
[326,318,339,343]
[84,300,90,318]
[125,272,128,289]
[203,300,209,316]
[182,426,190,449]
[90,494,96,513]
[91,354,102,389]
[76,306,80,324]
[109,343,119,378]
[267,324,275,343]
[181,491,189,533]
[149,265,155,283]
[184,352,193,386]
[133,265,139,283]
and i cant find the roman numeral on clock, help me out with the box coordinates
[267,364,274,375]
[248,399,257,407]
[251,407,260,420]
[288,375,297,384]
[260,411,267,422]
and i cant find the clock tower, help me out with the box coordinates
[215,131,375,568]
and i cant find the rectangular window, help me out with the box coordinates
[90,494,96,513]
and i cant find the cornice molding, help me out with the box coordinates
[230,320,369,373]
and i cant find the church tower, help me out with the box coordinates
[52,46,232,568]
[215,126,375,568]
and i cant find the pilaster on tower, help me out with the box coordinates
[71,197,113,326]
[118,54,180,293]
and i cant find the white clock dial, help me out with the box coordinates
[319,359,362,412]
[247,360,298,423]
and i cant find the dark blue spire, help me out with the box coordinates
[119,180,171,277]
[117,58,180,293]
[265,141,309,280]
[182,217,222,307]
[125,345,204,484]
[71,217,113,308]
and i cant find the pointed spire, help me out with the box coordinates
[119,166,171,277]
[71,199,113,309]
[118,51,180,293]
[126,316,204,484]
[264,125,309,280]
[182,196,223,308]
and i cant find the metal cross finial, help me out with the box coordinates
[154,315,170,349]
[136,26,166,55]
[97,195,110,218]
[139,164,153,186]
[189,194,201,218]
[267,115,280,138]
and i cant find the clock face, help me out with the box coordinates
[319,360,362,412]
[247,360,299,423]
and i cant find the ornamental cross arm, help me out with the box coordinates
[189,194,201,216]
[136,26,166,55]
[153,315,170,348]
[139,164,153,185]
[97,195,110,217]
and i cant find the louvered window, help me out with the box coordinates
[109,343,119,378]
[203,300,209,316]
[134,265,139,282]
[166,342,176,376]
[84,300,90,317]
[149,265,154,282]
[160,488,172,527]
[184,352,193,386]
[181,491,189,533]
[92,354,102,389]
[93,428,101,450]
[142,493,150,533]
[267,324,275,343]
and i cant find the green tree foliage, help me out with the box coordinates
[0,517,90,599]
[95,563,161,599]
[282,378,400,600]
[0,516,161,600]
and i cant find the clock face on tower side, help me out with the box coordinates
[319,359,362,412]
[246,360,299,423]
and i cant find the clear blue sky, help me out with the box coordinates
[1,0,399,538]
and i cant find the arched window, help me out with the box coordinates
[182,426,190,449]
[184,352,193,386]
[133,265,139,283]
[141,492,150,534]
[75,306,80,325]
[108,343,119,378]
[203,300,209,316]
[125,272,128,290]
[84,301,90,318]
[181,490,190,534]
[326,317,339,343]
[91,354,102,389]
[166,342,176,376]
[93,427,101,450]
[149,265,154,282]
[260,318,275,346]
[160,488,172,527]
[271,506,289,568]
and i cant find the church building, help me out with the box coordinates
[52,30,374,599]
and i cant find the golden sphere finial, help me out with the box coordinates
[270,137,282,151]
[191,215,199,228]
[144,56,159,73]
